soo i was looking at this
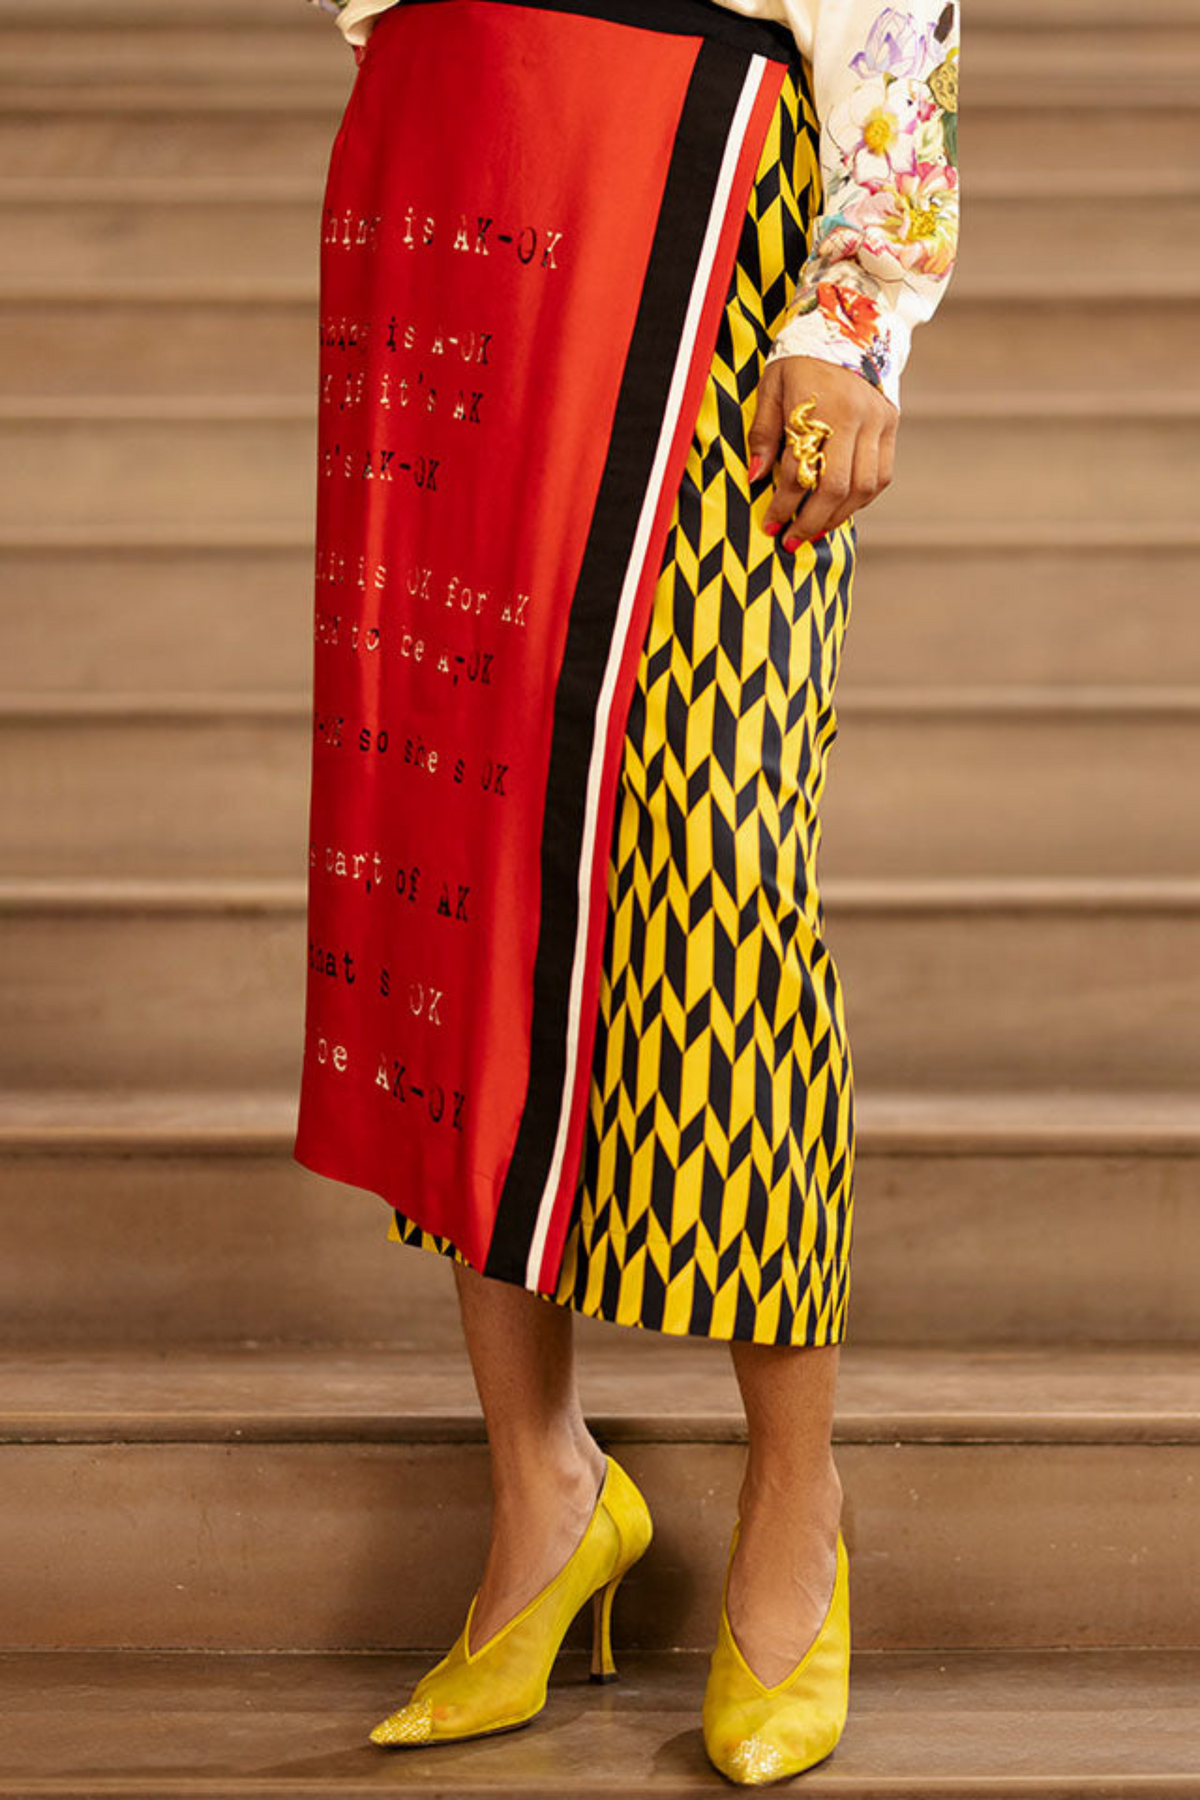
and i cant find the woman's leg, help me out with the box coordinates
[725,1342,844,1686]
[452,1261,608,1648]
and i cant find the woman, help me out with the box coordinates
[295,0,959,1781]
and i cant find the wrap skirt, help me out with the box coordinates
[293,0,857,1346]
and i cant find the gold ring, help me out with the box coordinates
[783,398,833,490]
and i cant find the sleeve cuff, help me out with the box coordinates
[764,282,910,413]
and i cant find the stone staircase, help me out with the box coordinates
[1,1,1198,1792]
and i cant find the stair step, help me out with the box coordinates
[16,1340,1197,1443]
[1,409,1197,539]
[2,687,1198,879]
[2,1648,1197,1799]
[3,100,1195,187]
[2,1342,1198,1651]
[6,0,1198,24]
[3,193,1198,298]
[5,390,1191,422]
[1,876,1197,1091]
[824,688,1200,877]
[851,539,1200,689]
[2,1088,1196,1349]
[1,28,343,89]
[5,536,1198,694]
[23,172,1200,207]
[4,294,1195,400]
[0,106,342,181]
[3,543,312,695]
[0,298,319,399]
[2,21,1198,108]
[983,0,1200,22]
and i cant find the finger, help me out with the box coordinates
[818,424,879,537]
[782,428,855,545]
[766,445,810,538]
[878,421,897,490]
[746,362,784,486]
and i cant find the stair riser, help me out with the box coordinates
[4,547,312,694]
[7,544,1199,694]
[851,544,1200,689]
[2,1440,1195,1652]
[908,298,1200,394]
[3,297,1194,399]
[2,711,1195,879]
[823,712,1200,878]
[3,29,1198,104]
[0,718,314,879]
[838,907,1200,1090]
[3,909,306,1092]
[1,1146,1196,1347]
[2,105,1195,186]
[2,906,1197,1090]
[0,302,318,398]
[17,0,1198,21]
[2,29,346,86]
[0,111,341,182]
[3,415,1197,535]
[961,37,1200,107]
[5,196,1198,296]
[850,1148,1200,1343]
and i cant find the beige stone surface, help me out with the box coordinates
[1,1648,1199,1794]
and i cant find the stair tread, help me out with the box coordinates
[5,0,1199,24]
[8,680,1200,714]
[0,1647,1197,1796]
[4,1085,1200,1152]
[5,519,1200,552]
[10,389,1200,421]
[6,873,1200,910]
[3,1341,1198,1444]
[9,171,1200,202]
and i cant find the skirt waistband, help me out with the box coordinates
[395,0,798,63]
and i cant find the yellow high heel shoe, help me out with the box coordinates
[701,1521,850,1786]
[368,1452,652,1747]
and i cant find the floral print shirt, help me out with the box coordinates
[309,0,960,413]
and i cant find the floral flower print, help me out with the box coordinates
[308,0,960,411]
[816,282,882,350]
[819,159,959,285]
[928,45,958,111]
[830,74,932,183]
[849,5,940,79]
[766,1,960,408]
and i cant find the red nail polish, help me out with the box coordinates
[783,536,802,553]
[763,520,781,537]
[747,452,765,482]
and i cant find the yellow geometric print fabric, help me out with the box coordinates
[387,59,858,1347]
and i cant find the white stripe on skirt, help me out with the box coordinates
[524,53,774,1290]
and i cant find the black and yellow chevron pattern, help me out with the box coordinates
[388,59,858,1346]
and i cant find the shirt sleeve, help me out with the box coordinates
[307,0,384,47]
[763,0,961,412]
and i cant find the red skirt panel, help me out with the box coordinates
[293,0,795,1293]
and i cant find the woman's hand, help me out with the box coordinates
[746,354,899,548]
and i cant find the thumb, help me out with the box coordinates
[746,361,784,482]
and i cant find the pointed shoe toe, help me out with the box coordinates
[702,1526,850,1786]
[368,1696,434,1745]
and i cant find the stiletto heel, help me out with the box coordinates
[369,1453,652,1747]
[588,1571,621,1683]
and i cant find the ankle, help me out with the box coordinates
[738,1452,843,1535]
[491,1430,606,1522]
